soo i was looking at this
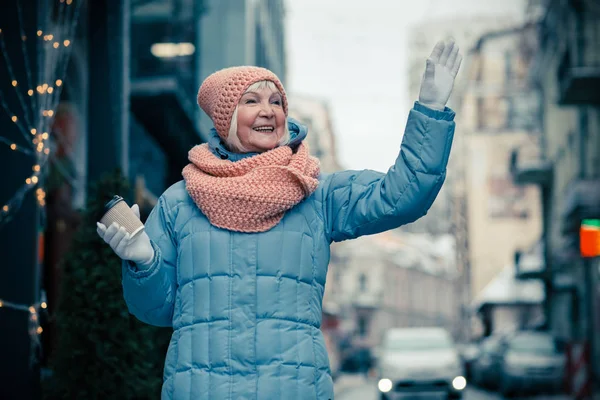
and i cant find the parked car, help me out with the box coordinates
[374,327,466,400]
[457,343,480,381]
[498,331,566,397]
[470,334,505,389]
[340,345,373,375]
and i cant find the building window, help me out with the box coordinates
[359,273,368,292]
[505,50,513,82]
[358,316,368,337]
[476,97,485,130]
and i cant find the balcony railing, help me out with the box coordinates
[556,4,600,105]
[561,179,600,234]
[557,48,600,105]
[514,240,545,280]
[509,147,553,187]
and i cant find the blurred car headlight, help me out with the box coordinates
[452,376,467,391]
[378,378,393,393]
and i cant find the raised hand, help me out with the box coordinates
[96,204,155,266]
[418,39,463,111]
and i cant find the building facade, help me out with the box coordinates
[448,21,545,339]
[407,12,543,340]
[406,15,522,237]
[510,0,600,385]
[0,0,288,396]
[198,0,287,137]
[287,95,343,174]
[284,93,345,373]
[326,231,458,349]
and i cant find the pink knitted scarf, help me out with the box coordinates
[182,143,321,232]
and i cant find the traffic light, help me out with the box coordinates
[580,219,600,258]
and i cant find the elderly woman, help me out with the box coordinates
[97,39,462,399]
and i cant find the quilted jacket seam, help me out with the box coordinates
[172,362,325,375]
[348,171,424,235]
[416,118,429,172]
[324,170,383,241]
[422,172,446,213]
[228,233,233,399]
[125,241,164,279]
[164,201,183,225]
[295,252,300,398]
[208,227,212,388]
[318,179,334,243]
[309,192,326,234]
[157,183,334,398]
[333,170,419,241]
[176,273,320,288]
[143,289,171,315]
[178,228,307,242]
[328,167,446,241]
[276,234,282,400]
[254,234,259,400]
[170,328,179,397]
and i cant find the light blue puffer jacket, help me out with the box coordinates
[121,102,455,400]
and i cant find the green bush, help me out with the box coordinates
[44,169,171,400]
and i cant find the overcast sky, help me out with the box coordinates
[285,0,526,172]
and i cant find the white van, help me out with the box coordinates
[374,327,466,400]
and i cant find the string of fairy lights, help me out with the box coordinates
[0,0,82,367]
[0,295,48,366]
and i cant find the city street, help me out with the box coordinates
[334,374,571,400]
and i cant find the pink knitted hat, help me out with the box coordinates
[197,66,288,140]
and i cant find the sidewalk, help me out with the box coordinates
[333,373,370,397]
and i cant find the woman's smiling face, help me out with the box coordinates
[235,84,286,153]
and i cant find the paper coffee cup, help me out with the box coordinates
[99,195,144,239]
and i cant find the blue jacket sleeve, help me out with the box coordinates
[322,101,455,242]
[121,195,178,327]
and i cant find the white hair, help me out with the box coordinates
[226,80,290,153]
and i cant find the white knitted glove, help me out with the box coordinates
[96,204,155,267]
[418,39,463,111]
